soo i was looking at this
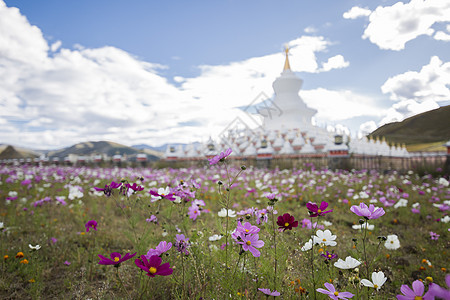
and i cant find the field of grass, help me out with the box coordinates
[0,159,449,299]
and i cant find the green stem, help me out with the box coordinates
[271,211,278,290]
[116,267,132,299]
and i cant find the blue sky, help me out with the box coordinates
[1,0,449,149]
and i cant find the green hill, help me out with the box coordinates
[369,105,450,150]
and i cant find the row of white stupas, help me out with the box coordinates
[164,47,409,160]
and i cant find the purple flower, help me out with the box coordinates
[85,220,98,232]
[98,252,137,266]
[64,260,71,266]
[306,201,333,217]
[276,213,298,232]
[146,215,158,224]
[125,183,144,192]
[321,251,338,261]
[396,280,434,300]
[146,241,172,258]
[429,274,450,299]
[135,255,173,277]
[175,234,190,255]
[317,283,354,299]
[188,204,201,220]
[258,288,281,296]
[208,148,232,165]
[149,187,176,202]
[429,231,440,240]
[350,203,385,220]
[93,181,122,197]
[236,233,264,257]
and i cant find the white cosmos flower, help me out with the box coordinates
[394,198,408,209]
[384,234,400,250]
[322,221,333,227]
[218,208,236,218]
[29,244,41,251]
[313,229,337,246]
[0,222,4,230]
[301,239,313,251]
[334,256,362,269]
[352,223,375,230]
[361,271,387,291]
[208,234,223,241]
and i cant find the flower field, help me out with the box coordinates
[0,153,449,299]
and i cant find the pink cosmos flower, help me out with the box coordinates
[317,282,354,299]
[350,203,385,219]
[306,201,333,217]
[208,148,232,165]
[396,280,434,300]
[429,231,440,240]
[135,255,173,277]
[258,288,280,296]
[429,274,450,299]
[188,204,201,220]
[236,233,264,257]
[98,252,137,266]
[94,181,122,197]
[146,241,172,258]
[85,220,97,232]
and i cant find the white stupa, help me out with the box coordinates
[264,47,317,131]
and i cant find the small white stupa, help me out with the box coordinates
[264,47,317,131]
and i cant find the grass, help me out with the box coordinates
[0,163,448,299]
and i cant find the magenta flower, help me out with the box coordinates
[258,288,281,296]
[208,148,232,165]
[317,283,354,299]
[396,280,434,300]
[146,215,158,223]
[306,201,333,217]
[236,233,264,257]
[93,181,122,197]
[98,252,137,266]
[135,255,173,277]
[350,203,385,220]
[85,220,97,232]
[149,187,176,202]
[321,251,338,261]
[146,241,172,258]
[277,213,298,232]
[125,183,144,192]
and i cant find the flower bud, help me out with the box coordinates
[241,165,247,170]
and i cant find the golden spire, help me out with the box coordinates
[283,45,291,71]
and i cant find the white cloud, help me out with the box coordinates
[321,55,349,71]
[434,31,450,41]
[358,121,378,138]
[381,56,450,102]
[301,88,385,122]
[1,1,355,150]
[343,6,372,19]
[304,26,317,33]
[378,99,439,126]
[361,0,450,50]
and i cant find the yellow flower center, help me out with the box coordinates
[318,209,322,213]
[391,241,394,244]
[149,267,157,274]
[194,211,198,214]
[245,229,249,233]
[284,222,289,227]
[114,257,120,262]
[414,297,422,300]
[334,291,339,296]
[328,254,332,258]
[323,238,327,242]
[246,241,251,245]
[374,284,378,289]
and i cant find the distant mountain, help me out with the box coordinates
[370,105,450,150]
[132,142,202,153]
[47,141,162,160]
[0,144,40,159]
